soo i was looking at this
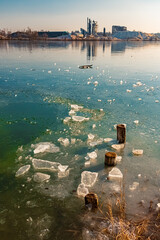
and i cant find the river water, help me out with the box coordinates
[0,40,160,239]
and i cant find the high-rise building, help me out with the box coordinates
[103,28,106,36]
[92,20,98,35]
[87,18,92,35]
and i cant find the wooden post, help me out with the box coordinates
[117,124,126,143]
[85,193,98,209]
[105,152,117,166]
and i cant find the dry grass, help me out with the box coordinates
[97,182,154,240]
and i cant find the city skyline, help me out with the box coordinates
[1,0,160,33]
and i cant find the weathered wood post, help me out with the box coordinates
[117,124,126,143]
[85,193,99,209]
[105,152,117,166]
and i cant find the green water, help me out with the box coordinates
[0,40,160,239]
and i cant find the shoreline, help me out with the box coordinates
[1,38,160,42]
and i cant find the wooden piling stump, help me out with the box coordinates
[105,152,117,166]
[117,124,126,143]
[85,193,98,209]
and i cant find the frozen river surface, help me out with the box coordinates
[0,40,160,239]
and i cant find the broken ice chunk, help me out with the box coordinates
[58,164,69,178]
[94,81,98,86]
[33,172,50,183]
[132,149,143,155]
[32,142,60,154]
[84,161,91,167]
[81,171,98,187]
[88,133,95,141]
[108,167,123,180]
[32,158,60,172]
[111,144,124,150]
[69,110,76,116]
[58,138,70,147]
[129,182,139,191]
[70,104,83,111]
[104,138,113,143]
[156,203,160,211]
[58,170,69,178]
[58,165,68,172]
[63,117,71,124]
[71,138,76,144]
[87,151,97,159]
[136,81,142,86]
[77,183,89,197]
[116,156,122,162]
[16,165,31,177]
[72,116,89,122]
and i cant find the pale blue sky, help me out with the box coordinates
[0,0,160,32]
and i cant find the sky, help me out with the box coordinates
[0,0,160,33]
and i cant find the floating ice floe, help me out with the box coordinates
[58,165,69,178]
[94,81,98,86]
[116,156,122,162]
[63,117,71,124]
[69,110,76,116]
[136,81,143,86]
[72,116,89,122]
[15,165,31,177]
[132,149,143,155]
[77,183,89,197]
[134,120,139,124]
[58,165,68,172]
[108,167,123,180]
[32,142,60,154]
[71,138,76,144]
[156,203,160,211]
[32,158,60,171]
[58,170,70,178]
[58,138,70,147]
[129,182,139,191]
[33,172,50,183]
[88,138,104,147]
[126,89,132,93]
[70,104,83,111]
[104,138,113,143]
[87,151,97,159]
[88,133,95,141]
[111,144,124,150]
[81,171,98,187]
[84,161,91,167]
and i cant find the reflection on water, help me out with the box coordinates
[1,40,160,239]
[1,40,160,59]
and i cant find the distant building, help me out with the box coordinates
[87,18,92,35]
[103,28,106,36]
[112,26,127,34]
[92,20,98,35]
[80,28,87,36]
